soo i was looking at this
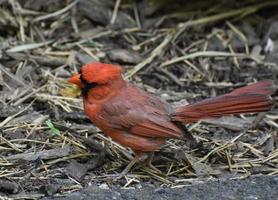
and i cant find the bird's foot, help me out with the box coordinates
[146,162,162,173]
[143,152,161,173]
[114,156,139,180]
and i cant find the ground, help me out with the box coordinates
[41,176,278,200]
[0,0,277,199]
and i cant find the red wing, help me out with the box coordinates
[100,89,183,139]
[130,119,183,139]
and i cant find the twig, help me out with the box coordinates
[226,21,249,55]
[133,1,141,29]
[157,68,184,87]
[125,33,174,79]
[110,0,121,25]
[179,1,278,27]
[11,85,47,106]
[0,134,23,152]
[0,64,26,86]
[0,100,35,128]
[5,146,72,161]
[33,0,79,22]
[6,40,54,53]
[160,51,254,68]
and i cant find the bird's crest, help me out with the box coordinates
[81,62,122,84]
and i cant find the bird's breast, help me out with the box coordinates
[83,100,100,121]
[83,97,114,131]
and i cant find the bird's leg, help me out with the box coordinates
[115,151,142,179]
[115,152,162,179]
[143,152,161,173]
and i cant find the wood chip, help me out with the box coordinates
[6,146,72,161]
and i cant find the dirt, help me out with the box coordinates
[40,175,278,200]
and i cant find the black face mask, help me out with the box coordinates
[80,74,98,97]
[81,82,98,97]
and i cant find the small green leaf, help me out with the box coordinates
[46,119,61,136]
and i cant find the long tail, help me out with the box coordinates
[172,81,275,123]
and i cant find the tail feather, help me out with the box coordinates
[173,81,275,123]
[226,81,274,96]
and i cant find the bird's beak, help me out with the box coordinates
[68,73,84,88]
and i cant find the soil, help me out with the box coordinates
[41,175,278,200]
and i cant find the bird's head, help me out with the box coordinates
[69,62,123,96]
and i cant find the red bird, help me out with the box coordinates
[69,62,275,175]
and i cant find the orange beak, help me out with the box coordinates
[68,74,84,88]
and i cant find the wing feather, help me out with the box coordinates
[100,86,183,139]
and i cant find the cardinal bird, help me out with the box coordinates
[69,62,275,176]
